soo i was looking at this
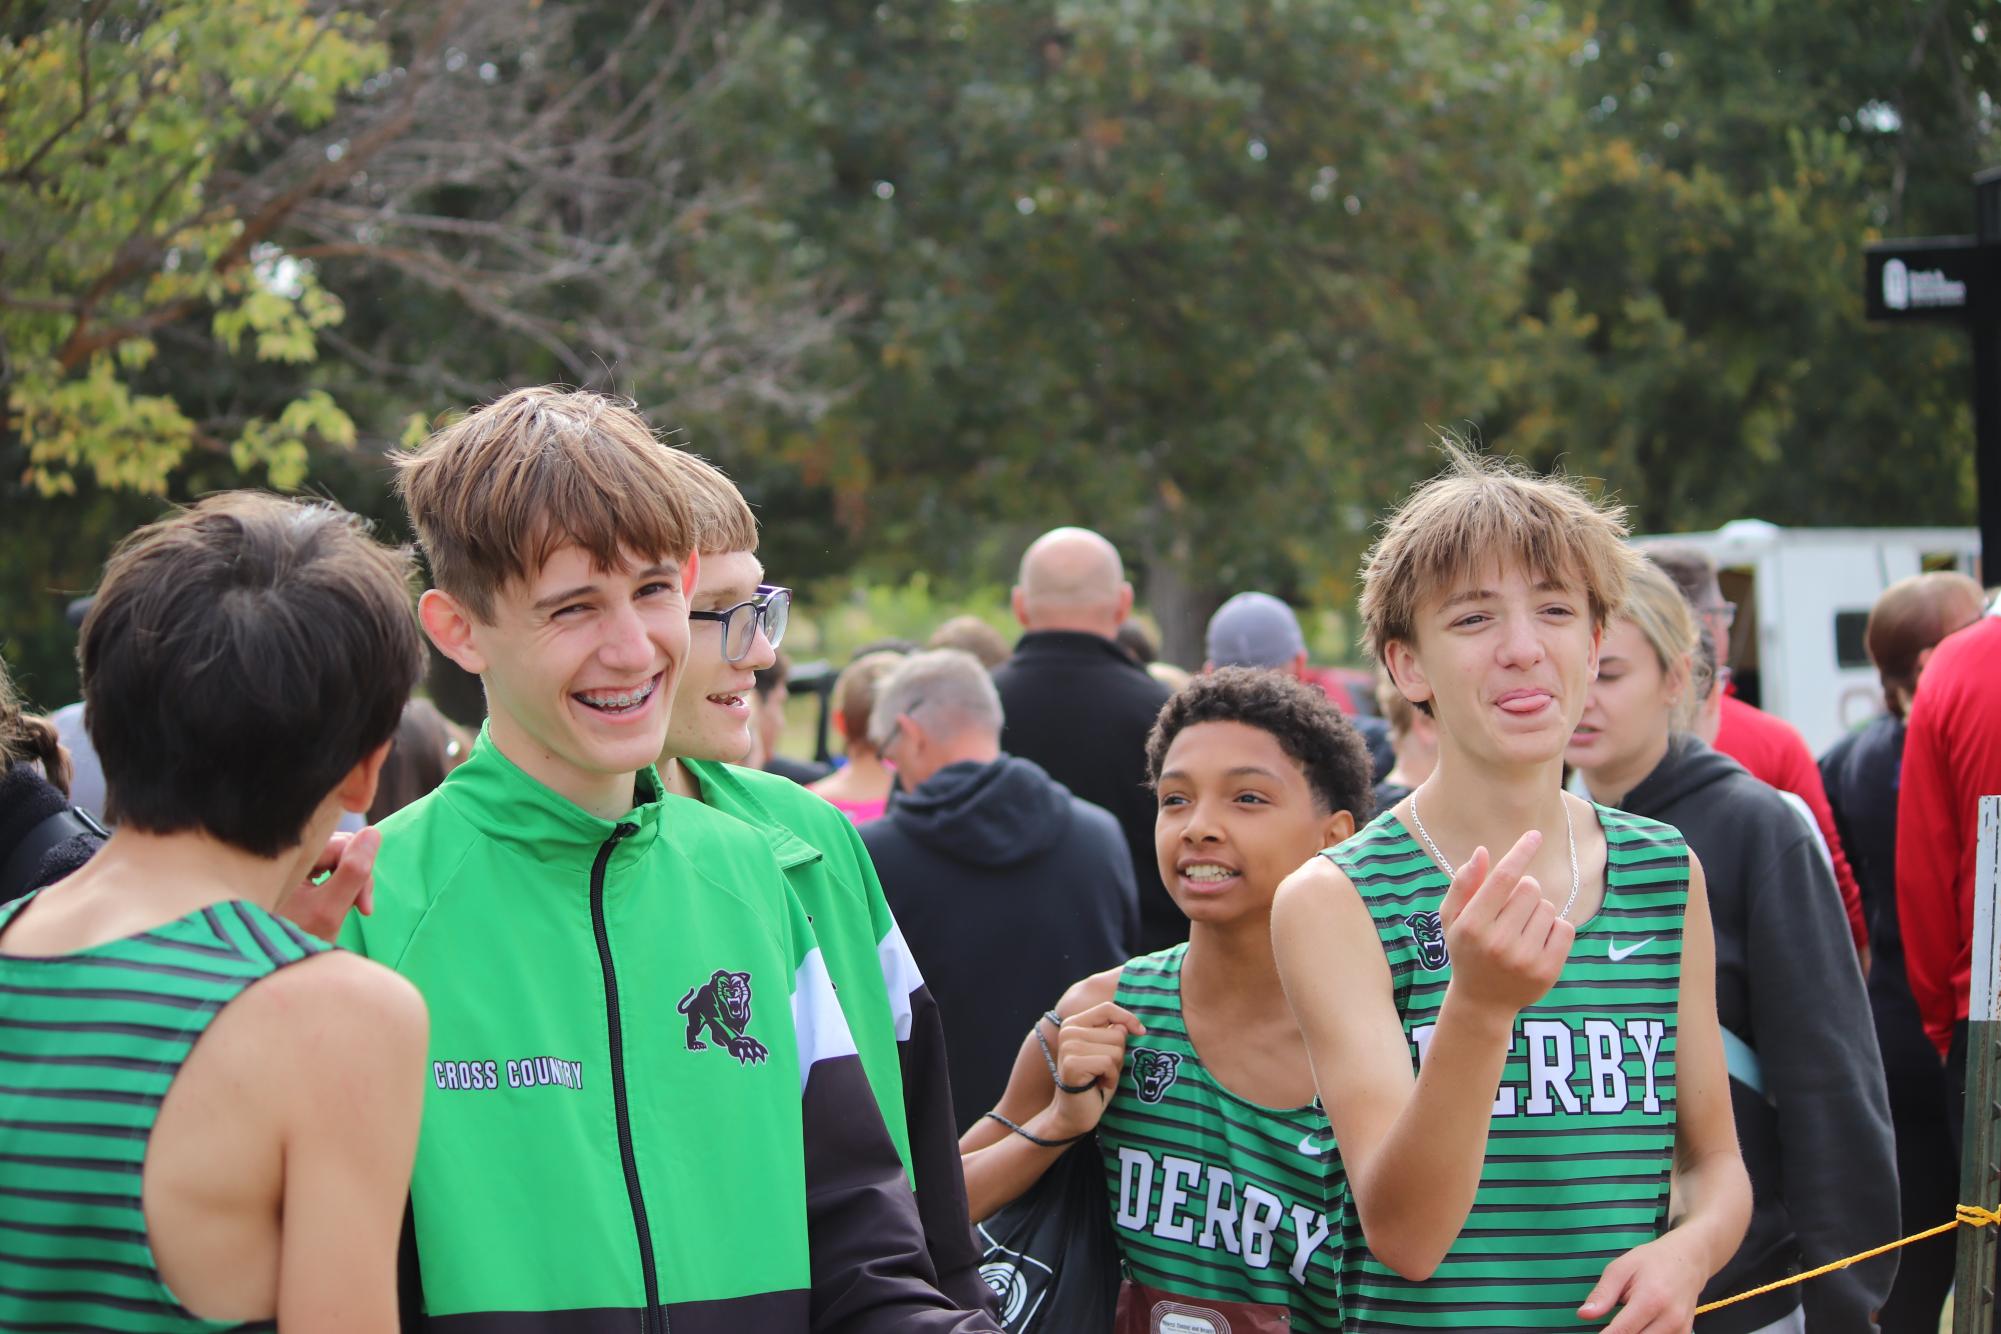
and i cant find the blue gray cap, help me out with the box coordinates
[1205,592,1305,668]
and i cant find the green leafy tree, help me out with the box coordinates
[0,0,400,494]
[764,0,1580,660]
[1484,2,2000,534]
[1,0,845,705]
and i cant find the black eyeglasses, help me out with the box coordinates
[689,584,790,664]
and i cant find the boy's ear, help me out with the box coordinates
[1321,807,1357,849]
[419,589,488,676]
[680,549,700,598]
[1587,622,1604,681]
[1384,639,1432,709]
[336,737,396,815]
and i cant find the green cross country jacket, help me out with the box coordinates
[678,760,989,1314]
[341,732,997,1334]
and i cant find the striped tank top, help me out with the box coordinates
[0,892,329,1333]
[1097,945,1346,1331]
[1321,806,1689,1330]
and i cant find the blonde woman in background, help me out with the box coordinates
[1567,562,1895,1334]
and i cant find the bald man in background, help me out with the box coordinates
[991,527,1175,950]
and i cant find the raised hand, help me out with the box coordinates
[1438,830,1574,1016]
[1042,1001,1146,1138]
[281,827,379,943]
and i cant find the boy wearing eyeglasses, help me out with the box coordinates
[655,452,995,1314]
[340,388,998,1333]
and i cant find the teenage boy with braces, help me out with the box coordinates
[341,387,997,1332]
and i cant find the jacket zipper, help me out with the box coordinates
[589,823,668,1334]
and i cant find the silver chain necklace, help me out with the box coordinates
[1407,789,1583,921]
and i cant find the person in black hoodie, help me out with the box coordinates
[992,528,1176,951]
[1819,571,1985,1334]
[0,656,106,905]
[1568,563,1895,1334]
[862,648,1138,1128]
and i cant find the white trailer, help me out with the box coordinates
[1631,520,1981,756]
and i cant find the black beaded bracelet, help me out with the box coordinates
[983,1110,1089,1148]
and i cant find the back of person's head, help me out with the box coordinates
[1614,562,1702,729]
[0,656,68,794]
[928,615,1013,669]
[1375,666,1416,741]
[1145,668,1373,818]
[833,650,908,755]
[868,649,1005,751]
[852,636,920,657]
[1359,444,1639,670]
[1115,619,1158,666]
[1013,526,1132,633]
[393,386,698,621]
[1866,571,1987,719]
[1643,543,1722,609]
[82,492,425,858]
[1205,591,1306,670]
[667,450,758,556]
[366,698,469,824]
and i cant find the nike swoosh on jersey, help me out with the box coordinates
[1298,1132,1330,1156]
[1607,937,1656,962]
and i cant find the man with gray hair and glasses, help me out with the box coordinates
[862,649,1137,1128]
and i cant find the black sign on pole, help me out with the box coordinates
[1864,168,2001,573]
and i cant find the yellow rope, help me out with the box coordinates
[1693,1204,2001,1315]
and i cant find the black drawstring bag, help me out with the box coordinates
[973,1134,1122,1332]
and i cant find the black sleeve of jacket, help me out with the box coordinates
[1749,832,1899,1331]
[898,977,998,1317]
[1113,840,1140,958]
[804,1050,1001,1333]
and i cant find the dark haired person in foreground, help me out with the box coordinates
[0,492,430,1332]
[962,668,1374,1330]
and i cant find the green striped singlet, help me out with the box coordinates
[1321,806,1689,1331]
[0,893,329,1333]
[1097,945,1346,1331]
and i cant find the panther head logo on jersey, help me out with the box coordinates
[676,969,768,1065]
[1404,910,1450,971]
[1131,1048,1183,1104]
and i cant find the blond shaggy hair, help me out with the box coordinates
[1613,562,1702,730]
[1360,443,1640,664]
[666,450,759,556]
[394,387,697,620]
